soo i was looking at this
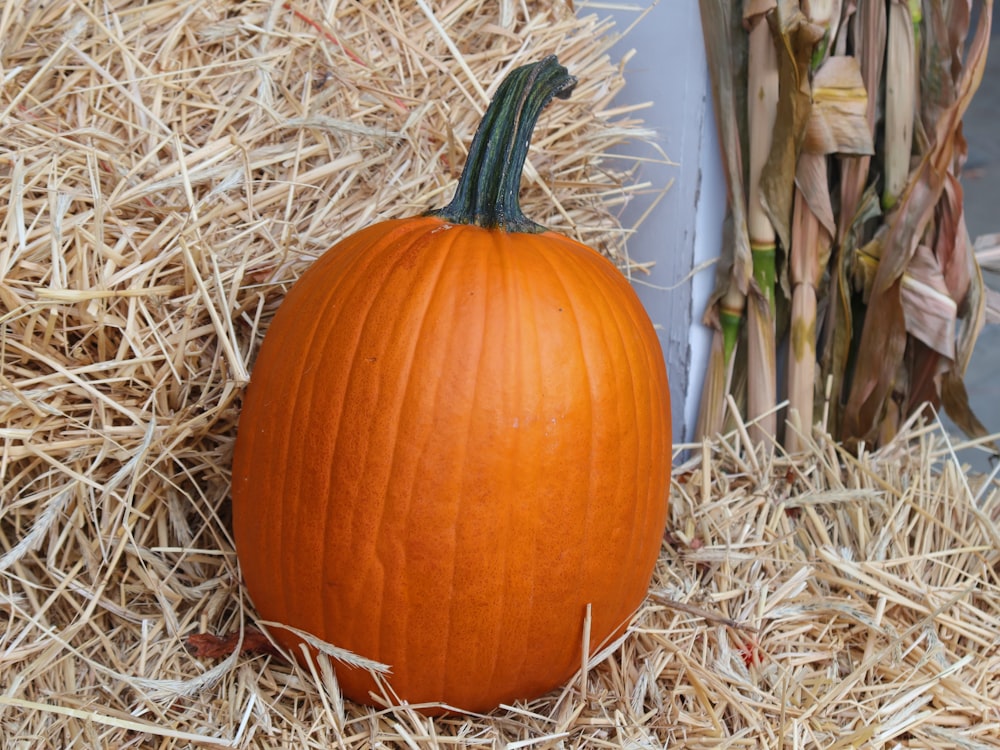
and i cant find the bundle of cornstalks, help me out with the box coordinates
[696,0,996,454]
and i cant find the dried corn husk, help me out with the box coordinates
[699,0,996,452]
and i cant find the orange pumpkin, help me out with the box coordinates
[231,56,671,713]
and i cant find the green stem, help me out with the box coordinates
[751,242,777,313]
[428,56,577,233]
[721,308,743,364]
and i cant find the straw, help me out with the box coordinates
[3,1,1000,747]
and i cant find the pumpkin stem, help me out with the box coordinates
[428,56,577,233]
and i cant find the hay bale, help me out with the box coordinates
[3,1,1000,747]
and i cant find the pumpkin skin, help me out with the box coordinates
[231,57,671,714]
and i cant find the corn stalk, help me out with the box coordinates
[784,0,833,451]
[788,54,872,452]
[695,0,753,441]
[823,0,886,438]
[882,0,920,211]
[744,3,781,443]
[842,0,994,446]
[698,0,996,453]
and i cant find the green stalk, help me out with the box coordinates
[429,56,577,233]
[721,303,743,365]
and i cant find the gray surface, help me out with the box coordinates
[604,1,722,444]
[953,15,1000,470]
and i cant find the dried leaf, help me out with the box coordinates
[899,244,957,358]
[794,151,835,241]
[836,0,886,240]
[697,328,736,440]
[919,0,968,138]
[759,0,824,252]
[186,627,283,660]
[936,172,973,305]
[804,0,845,61]
[902,339,946,417]
[879,0,993,290]
[821,186,882,436]
[841,277,909,443]
[983,287,1000,325]
[842,0,993,443]
[802,56,874,155]
[974,233,1000,279]
[852,228,884,302]
[955,230,988,379]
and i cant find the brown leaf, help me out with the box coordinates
[822,185,882,438]
[903,340,947,417]
[794,151,835,241]
[936,173,973,305]
[759,0,824,252]
[919,0,969,137]
[955,235,988,379]
[899,244,957,358]
[841,0,993,443]
[852,228,885,302]
[836,0,886,240]
[696,327,736,440]
[841,276,909,443]
[186,626,283,660]
[803,56,874,156]
[876,2,992,291]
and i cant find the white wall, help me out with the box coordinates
[594,1,725,443]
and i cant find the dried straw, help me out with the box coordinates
[3,1,1000,747]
